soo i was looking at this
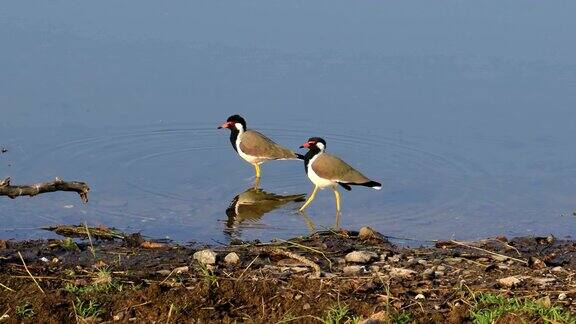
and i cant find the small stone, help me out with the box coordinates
[294,294,302,300]
[434,305,440,310]
[529,257,546,269]
[417,259,429,266]
[491,255,508,262]
[389,267,417,278]
[193,249,217,265]
[359,226,379,240]
[224,252,240,265]
[369,265,381,273]
[436,265,446,271]
[407,258,420,266]
[445,257,462,264]
[415,294,425,300]
[379,251,392,261]
[388,254,402,263]
[40,257,49,263]
[423,268,435,278]
[558,293,567,301]
[343,265,365,275]
[345,251,378,263]
[303,303,311,310]
[532,277,555,286]
[434,271,445,277]
[497,275,524,288]
[174,266,189,274]
[551,266,563,273]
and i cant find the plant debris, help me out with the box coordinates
[0,228,574,323]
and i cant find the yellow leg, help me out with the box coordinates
[254,164,261,178]
[252,176,261,189]
[333,187,341,213]
[299,186,319,212]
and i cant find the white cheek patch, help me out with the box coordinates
[316,142,325,151]
[235,123,244,131]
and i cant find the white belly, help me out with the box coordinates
[307,153,336,189]
[236,134,264,164]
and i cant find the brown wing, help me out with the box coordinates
[239,130,298,159]
[312,153,372,184]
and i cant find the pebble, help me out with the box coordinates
[174,266,189,274]
[224,252,240,265]
[388,254,402,263]
[407,258,420,266]
[303,303,311,310]
[345,251,378,263]
[436,265,446,271]
[551,266,563,273]
[434,271,445,277]
[417,259,429,266]
[558,293,567,301]
[491,255,508,262]
[497,275,524,288]
[193,249,217,265]
[369,265,381,273]
[379,251,392,261]
[415,294,425,300]
[423,268,435,278]
[389,267,417,278]
[445,257,462,264]
[358,226,379,240]
[343,265,365,275]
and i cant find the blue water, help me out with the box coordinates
[1,1,575,243]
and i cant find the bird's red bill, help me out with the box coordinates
[218,121,231,129]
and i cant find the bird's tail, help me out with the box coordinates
[360,181,382,190]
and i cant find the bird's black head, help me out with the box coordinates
[218,114,247,131]
[299,137,327,151]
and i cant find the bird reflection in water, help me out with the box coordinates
[224,187,315,238]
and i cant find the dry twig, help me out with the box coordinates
[449,240,528,265]
[17,251,45,294]
[0,177,89,203]
[271,248,321,276]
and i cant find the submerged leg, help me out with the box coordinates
[299,186,319,212]
[299,210,317,234]
[252,176,261,189]
[254,164,261,178]
[332,187,341,213]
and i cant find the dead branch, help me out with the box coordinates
[0,177,89,203]
[271,248,321,277]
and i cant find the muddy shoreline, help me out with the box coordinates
[1,227,575,323]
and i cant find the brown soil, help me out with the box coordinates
[0,228,574,323]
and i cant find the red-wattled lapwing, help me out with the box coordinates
[218,115,301,180]
[298,137,381,213]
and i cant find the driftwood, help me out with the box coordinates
[0,177,89,203]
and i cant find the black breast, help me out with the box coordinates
[229,129,240,152]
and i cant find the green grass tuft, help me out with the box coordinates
[15,302,34,318]
[74,297,102,319]
[470,293,575,324]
